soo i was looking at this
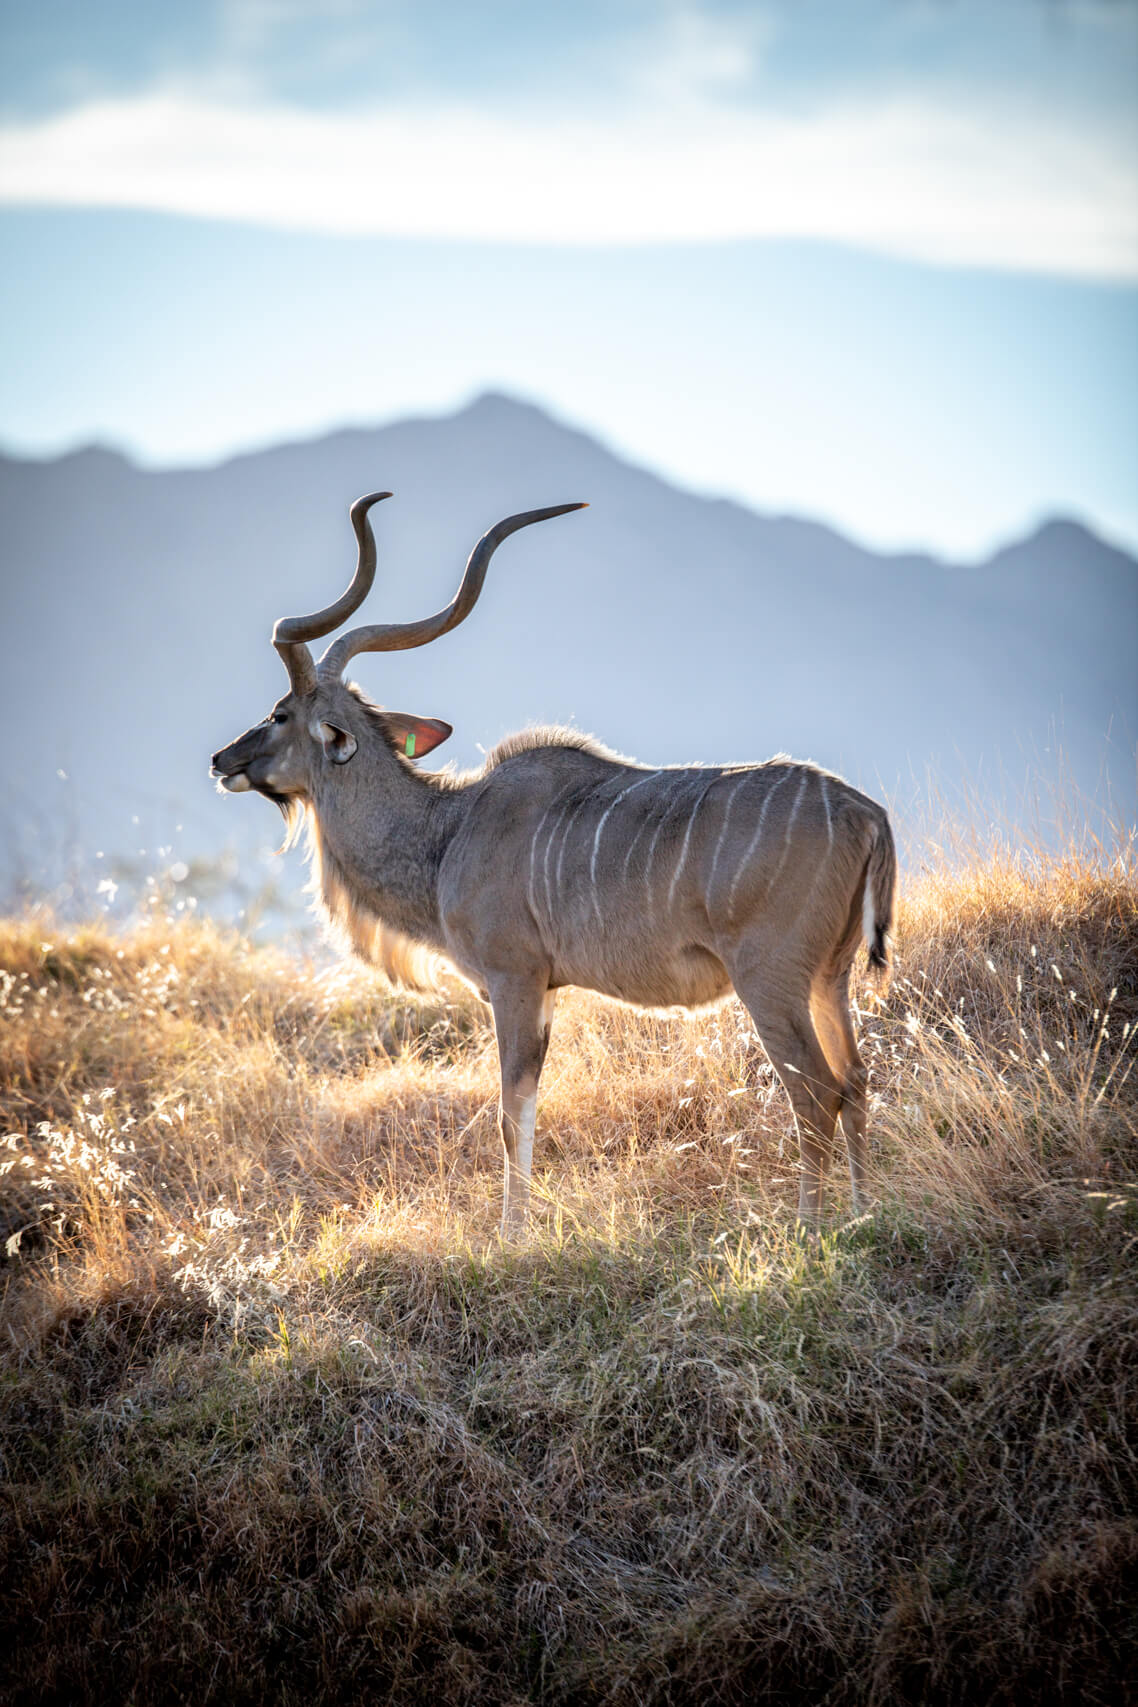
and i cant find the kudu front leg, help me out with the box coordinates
[489,977,556,1232]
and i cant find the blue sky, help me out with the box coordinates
[1,0,1136,557]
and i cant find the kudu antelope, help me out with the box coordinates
[211,493,896,1230]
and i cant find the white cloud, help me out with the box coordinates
[629,4,769,106]
[1,90,1135,278]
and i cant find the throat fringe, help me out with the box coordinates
[297,805,445,991]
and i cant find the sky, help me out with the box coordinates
[1,0,1136,559]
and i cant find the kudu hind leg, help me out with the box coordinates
[813,973,870,1215]
[739,979,843,1225]
[489,977,556,1232]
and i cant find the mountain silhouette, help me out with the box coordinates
[1,393,1134,909]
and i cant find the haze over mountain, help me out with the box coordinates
[1,392,1134,914]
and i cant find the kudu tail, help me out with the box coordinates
[861,812,898,989]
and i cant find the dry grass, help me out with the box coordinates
[1,839,1136,1705]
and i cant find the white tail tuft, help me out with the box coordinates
[862,864,877,953]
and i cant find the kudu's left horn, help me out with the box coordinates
[316,502,588,683]
[271,491,392,695]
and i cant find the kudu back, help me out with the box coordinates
[211,493,897,1229]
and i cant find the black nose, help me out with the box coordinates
[210,751,223,768]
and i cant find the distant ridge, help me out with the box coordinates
[5,390,1129,570]
[0,391,1134,905]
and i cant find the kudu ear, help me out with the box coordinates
[381,713,453,761]
[314,720,358,765]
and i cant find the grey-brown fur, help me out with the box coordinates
[212,493,897,1230]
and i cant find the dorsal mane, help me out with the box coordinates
[343,696,826,787]
[481,725,630,773]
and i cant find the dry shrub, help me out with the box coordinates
[1,835,1135,1705]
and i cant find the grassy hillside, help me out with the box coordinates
[1,843,1135,1705]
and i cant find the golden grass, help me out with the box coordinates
[1,840,1135,1705]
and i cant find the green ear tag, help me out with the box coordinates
[405,731,416,758]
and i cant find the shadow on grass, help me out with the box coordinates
[3,1203,1135,1707]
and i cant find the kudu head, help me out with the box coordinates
[210,492,586,812]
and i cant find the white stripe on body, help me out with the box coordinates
[554,801,586,920]
[762,768,811,901]
[708,774,749,908]
[641,774,699,909]
[589,772,657,925]
[640,773,704,912]
[641,815,669,906]
[668,777,717,909]
[620,782,662,887]
[542,799,576,922]
[527,804,555,916]
[528,790,573,919]
[796,770,837,913]
[726,766,794,920]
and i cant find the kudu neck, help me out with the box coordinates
[310,732,462,947]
